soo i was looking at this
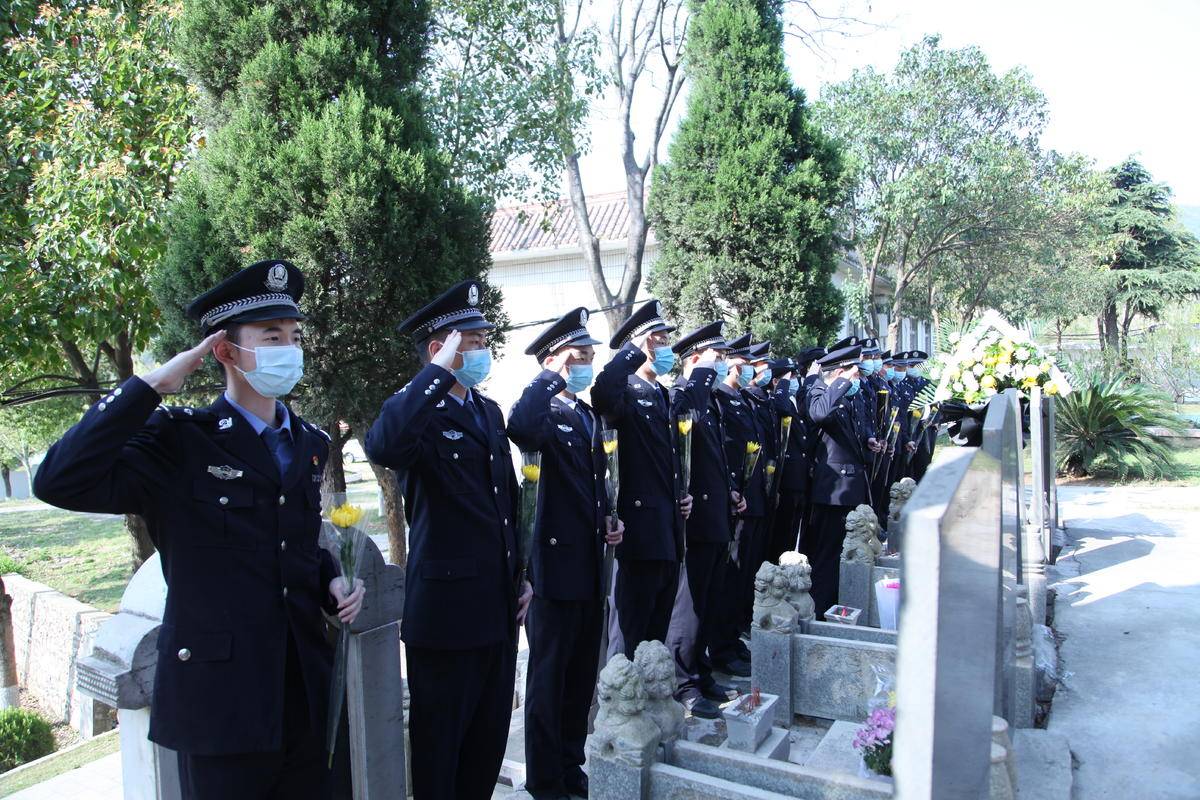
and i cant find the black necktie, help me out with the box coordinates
[576,404,593,441]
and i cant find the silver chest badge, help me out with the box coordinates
[207,465,244,481]
[442,430,464,441]
[557,424,574,433]
[637,399,654,407]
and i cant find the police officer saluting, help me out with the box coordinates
[802,344,870,617]
[364,280,531,800]
[508,308,624,800]
[34,260,365,800]
[592,300,693,659]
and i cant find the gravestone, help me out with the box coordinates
[838,505,882,622]
[983,389,1022,725]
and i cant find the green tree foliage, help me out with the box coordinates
[0,0,196,391]
[815,36,1101,348]
[1055,367,1186,480]
[1095,158,1200,357]
[157,0,497,565]
[648,0,845,352]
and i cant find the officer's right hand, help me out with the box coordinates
[807,360,820,377]
[143,330,227,395]
[544,349,572,375]
[431,329,462,371]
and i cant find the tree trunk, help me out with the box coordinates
[127,514,155,572]
[563,151,618,336]
[369,462,407,568]
[1,465,10,499]
[322,423,348,496]
[1102,303,1120,354]
[0,577,17,709]
[1096,316,1106,351]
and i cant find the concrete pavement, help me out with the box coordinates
[1048,485,1200,799]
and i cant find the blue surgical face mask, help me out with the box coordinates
[565,363,593,394]
[859,359,876,376]
[846,377,861,396]
[454,348,492,388]
[738,365,755,387]
[233,343,304,398]
[787,377,800,397]
[884,367,896,381]
[874,359,884,372]
[754,368,773,387]
[714,361,729,383]
[909,366,923,378]
[651,346,676,375]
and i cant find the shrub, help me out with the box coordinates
[0,553,25,576]
[0,708,56,773]
[1056,369,1187,480]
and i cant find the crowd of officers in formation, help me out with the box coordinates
[32,263,937,800]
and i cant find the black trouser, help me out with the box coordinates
[666,540,727,701]
[802,502,853,618]
[615,559,680,658]
[767,491,805,563]
[871,452,893,532]
[709,517,764,665]
[524,594,602,799]
[179,635,331,800]
[406,637,517,800]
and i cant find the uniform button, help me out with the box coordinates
[280,540,287,551]
[494,486,499,494]
[634,500,642,508]
[597,501,601,508]
[219,496,229,506]
[702,494,709,501]
[490,455,494,462]
[424,390,432,395]
[105,395,115,403]
[840,469,846,474]
[98,402,107,411]
[434,379,441,385]
[550,538,558,546]
[453,453,459,460]
[507,550,511,558]
[177,648,191,662]
[279,495,286,506]
[282,587,289,598]
[504,519,509,526]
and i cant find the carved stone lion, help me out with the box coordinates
[587,655,661,766]
[751,562,799,632]
[888,477,918,528]
[778,551,816,621]
[841,504,883,566]
[633,641,684,743]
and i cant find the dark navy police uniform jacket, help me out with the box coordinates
[33,377,339,756]
[805,376,871,508]
[364,363,521,649]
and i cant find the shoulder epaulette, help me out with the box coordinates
[302,421,332,441]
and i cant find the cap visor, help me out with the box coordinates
[219,305,307,327]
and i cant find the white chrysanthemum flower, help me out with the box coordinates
[1014,348,1030,361]
[983,386,997,397]
[994,363,1010,379]
[1024,364,1040,380]
[972,364,985,376]
[953,382,965,393]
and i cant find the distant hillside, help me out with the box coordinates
[1179,205,1200,239]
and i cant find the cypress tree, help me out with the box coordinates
[648,0,845,351]
[155,1,497,562]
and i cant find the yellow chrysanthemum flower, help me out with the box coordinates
[746,441,761,454]
[766,464,776,476]
[330,503,365,529]
[980,375,997,389]
[678,418,693,436]
[602,439,617,455]
[1044,382,1060,396]
[521,464,541,482]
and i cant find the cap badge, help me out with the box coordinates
[580,309,588,326]
[655,301,663,316]
[467,284,480,306]
[265,263,289,291]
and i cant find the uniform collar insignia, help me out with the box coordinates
[557,423,574,432]
[442,429,464,441]
[207,465,244,480]
[218,417,233,430]
[436,399,446,408]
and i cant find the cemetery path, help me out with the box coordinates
[1048,485,1200,800]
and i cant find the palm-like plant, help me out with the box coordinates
[1056,369,1187,480]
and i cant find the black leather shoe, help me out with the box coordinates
[564,773,588,798]
[686,696,722,719]
[714,657,751,677]
[701,682,737,703]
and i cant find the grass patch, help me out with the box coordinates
[0,729,118,796]
[0,508,129,612]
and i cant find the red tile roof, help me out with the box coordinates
[490,192,645,254]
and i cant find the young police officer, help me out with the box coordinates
[364,280,531,800]
[508,308,624,800]
[34,260,365,800]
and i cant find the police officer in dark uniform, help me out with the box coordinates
[858,338,894,527]
[663,321,746,719]
[884,351,918,487]
[591,300,693,660]
[34,260,366,800]
[903,351,937,480]
[739,341,779,626]
[707,334,761,677]
[363,281,531,800]
[764,356,804,562]
[802,344,870,617]
[508,308,624,800]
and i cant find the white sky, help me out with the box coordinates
[573,0,1200,206]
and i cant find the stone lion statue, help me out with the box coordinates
[751,562,799,632]
[888,477,918,529]
[633,641,684,743]
[778,551,816,621]
[841,504,883,566]
[587,655,661,765]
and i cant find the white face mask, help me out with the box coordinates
[232,343,304,398]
